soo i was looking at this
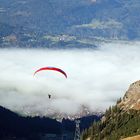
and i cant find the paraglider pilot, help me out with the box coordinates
[48,94,51,99]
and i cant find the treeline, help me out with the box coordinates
[81,99,140,140]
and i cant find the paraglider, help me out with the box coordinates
[34,66,67,78]
[34,66,67,99]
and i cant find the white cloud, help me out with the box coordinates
[0,41,140,116]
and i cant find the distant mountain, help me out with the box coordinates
[0,0,140,48]
[82,80,140,140]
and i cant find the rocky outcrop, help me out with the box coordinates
[118,80,140,110]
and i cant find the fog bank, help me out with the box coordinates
[0,42,140,116]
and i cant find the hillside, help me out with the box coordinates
[1,0,140,39]
[1,0,140,48]
[0,106,62,139]
[0,105,101,140]
[82,80,140,140]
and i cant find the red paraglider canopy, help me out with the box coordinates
[34,67,67,78]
